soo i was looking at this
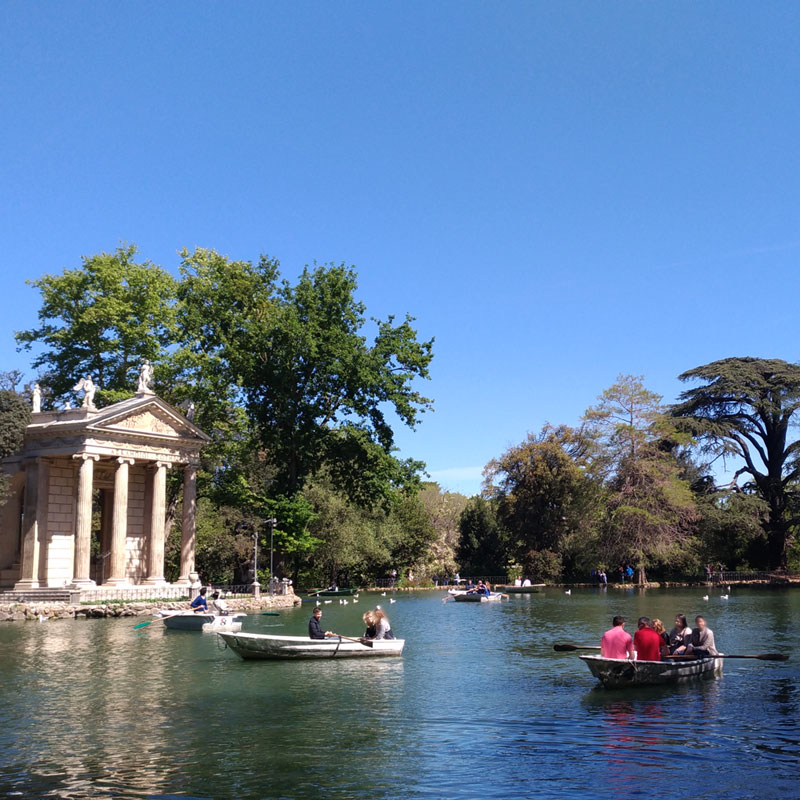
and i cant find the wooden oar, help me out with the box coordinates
[328,632,374,648]
[553,644,602,652]
[667,652,788,661]
[261,612,280,616]
[133,610,184,630]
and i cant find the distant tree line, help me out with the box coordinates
[458,363,800,582]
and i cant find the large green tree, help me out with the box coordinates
[0,389,31,506]
[672,357,800,569]
[483,424,600,580]
[585,376,696,583]
[178,248,434,507]
[15,244,177,405]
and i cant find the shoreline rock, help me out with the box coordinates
[1,593,301,623]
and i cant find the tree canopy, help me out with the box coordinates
[673,357,800,569]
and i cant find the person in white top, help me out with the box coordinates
[210,591,229,615]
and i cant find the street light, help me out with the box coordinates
[266,517,277,595]
[251,529,260,599]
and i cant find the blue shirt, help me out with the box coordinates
[190,595,208,610]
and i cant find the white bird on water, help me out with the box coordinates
[37,614,49,623]
[702,595,709,601]
[389,598,396,604]
[343,599,349,605]
[727,586,731,592]
[720,594,729,600]
[564,589,571,595]
[324,600,332,604]
[353,599,359,604]
[381,592,387,597]
[315,600,321,607]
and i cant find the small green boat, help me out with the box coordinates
[309,588,360,597]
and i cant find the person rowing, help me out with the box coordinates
[308,607,335,640]
[600,615,635,660]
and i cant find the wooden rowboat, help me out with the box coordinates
[162,611,246,632]
[217,631,405,659]
[453,592,503,603]
[579,654,723,688]
[500,584,545,594]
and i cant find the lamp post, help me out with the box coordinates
[251,529,260,599]
[266,517,277,595]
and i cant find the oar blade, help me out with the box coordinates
[553,644,579,651]
[754,653,789,661]
[133,621,152,630]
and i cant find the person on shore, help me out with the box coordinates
[599,570,608,586]
[625,565,634,583]
[190,587,208,613]
[651,618,671,657]
[669,614,693,654]
[687,615,718,657]
[601,615,634,660]
[309,607,332,640]
[633,617,663,662]
[210,591,229,615]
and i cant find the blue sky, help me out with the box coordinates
[2,3,799,495]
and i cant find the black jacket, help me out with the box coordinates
[309,617,325,639]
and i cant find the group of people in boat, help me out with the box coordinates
[601,613,718,661]
[189,587,229,615]
[464,579,492,596]
[308,605,395,642]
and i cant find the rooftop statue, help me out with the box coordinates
[32,383,41,413]
[137,360,154,395]
[72,376,97,410]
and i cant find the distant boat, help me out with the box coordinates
[500,584,545,594]
[579,654,723,688]
[453,592,503,603]
[218,631,405,659]
[161,612,246,632]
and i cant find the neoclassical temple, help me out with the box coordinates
[0,380,209,590]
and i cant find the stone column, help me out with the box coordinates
[176,463,197,584]
[72,454,99,587]
[104,457,134,586]
[144,461,170,585]
[15,459,41,589]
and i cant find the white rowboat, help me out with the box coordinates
[453,592,503,603]
[161,611,246,632]
[579,654,723,688]
[217,631,405,659]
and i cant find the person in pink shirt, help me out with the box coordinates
[601,615,634,659]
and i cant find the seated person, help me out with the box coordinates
[190,587,208,613]
[210,591,229,615]
[687,615,718,657]
[601,615,634,659]
[464,579,475,591]
[669,614,692,654]
[369,608,395,640]
[651,618,671,657]
[309,607,332,640]
[362,610,378,639]
[633,617,663,661]
[522,578,531,587]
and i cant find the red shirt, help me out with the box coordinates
[634,627,663,661]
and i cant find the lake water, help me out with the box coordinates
[1,587,798,799]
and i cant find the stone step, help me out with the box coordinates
[0,588,76,603]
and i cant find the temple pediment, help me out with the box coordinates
[90,403,206,441]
